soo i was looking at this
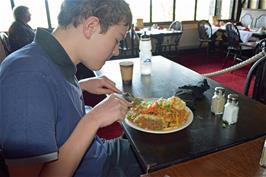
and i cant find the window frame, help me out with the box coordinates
[1,0,242,31]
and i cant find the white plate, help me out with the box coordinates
[125,100,193,134]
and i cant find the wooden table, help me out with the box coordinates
[141,136,266,177]
[95,56,266,176]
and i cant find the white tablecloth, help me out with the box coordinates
[211,25,254,43]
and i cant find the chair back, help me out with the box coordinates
[198,20,212,41]
[0,42,6,63]
[252,59,266,104]
[254,38,266,54]
[118,25,139,58]
[169,21,182,31]
[225,22,241,50]
[160,21,182,54]
[244,39,266,104]
[254,14,266,29]
[0,32,10,56]
[240,13,253,27]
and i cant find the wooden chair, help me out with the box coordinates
[0,32,10,56]
[197,20,215,56]
[0,42,6,63]
[223,22,257,67]
[244,39,266,104]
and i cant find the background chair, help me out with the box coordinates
[254,14,266,29]
[240,13,253,28]
[223,22,257,67]
[0,32,10,56]
[168,20,182,31]
[244,39,266,104]
[0,42,6,63]
[197,20,215,56]
[118,25,139,59]
[0,155,9,177]
[0,32,11,63]
[160,21,183,56]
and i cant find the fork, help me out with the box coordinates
[121,92,135,102]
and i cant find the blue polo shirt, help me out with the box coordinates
[0,28,106,177]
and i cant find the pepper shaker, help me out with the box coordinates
[211,87,225,115]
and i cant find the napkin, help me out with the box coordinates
[175,79,210,110]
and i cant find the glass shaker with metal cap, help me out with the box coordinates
[211,87,225,115]
[222,94,239,124]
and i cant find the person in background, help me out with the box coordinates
[8,5,35,52]
[0,0,143,177]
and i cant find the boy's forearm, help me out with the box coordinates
[40,115,99,177]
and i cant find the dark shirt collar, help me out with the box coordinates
[34,28,77,85]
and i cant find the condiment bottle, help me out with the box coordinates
[260,139,266,168]
[211,87,225,115]
[139,32,152,75]
[222,94,239,124]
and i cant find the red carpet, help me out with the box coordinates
[175,52,254,96]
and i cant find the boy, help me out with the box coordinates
[0,0,142,176]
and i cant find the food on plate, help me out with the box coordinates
[127,96,190,131]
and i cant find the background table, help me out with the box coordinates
[136,29,182,54]
[212,25,266,42]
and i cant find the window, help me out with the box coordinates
[261,0,266,9]
[13,0,48,28]
[0,0,245,31]
[126,0,150,23]
[250,0,259,9]
[175,0,195,21]
[48,0,64,28]
[220,0,233,19]
[196,0,216,20]
[152,0,173,22]
[0,0,14,31]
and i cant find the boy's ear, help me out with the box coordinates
[83,16,100,39]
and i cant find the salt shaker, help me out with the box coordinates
[260,139,266,168]
[222,94,239,124]
[139,32,152,75]
[211,87,225,115]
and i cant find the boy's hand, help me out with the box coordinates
[79,76,120,94]
[87,94,130,128]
